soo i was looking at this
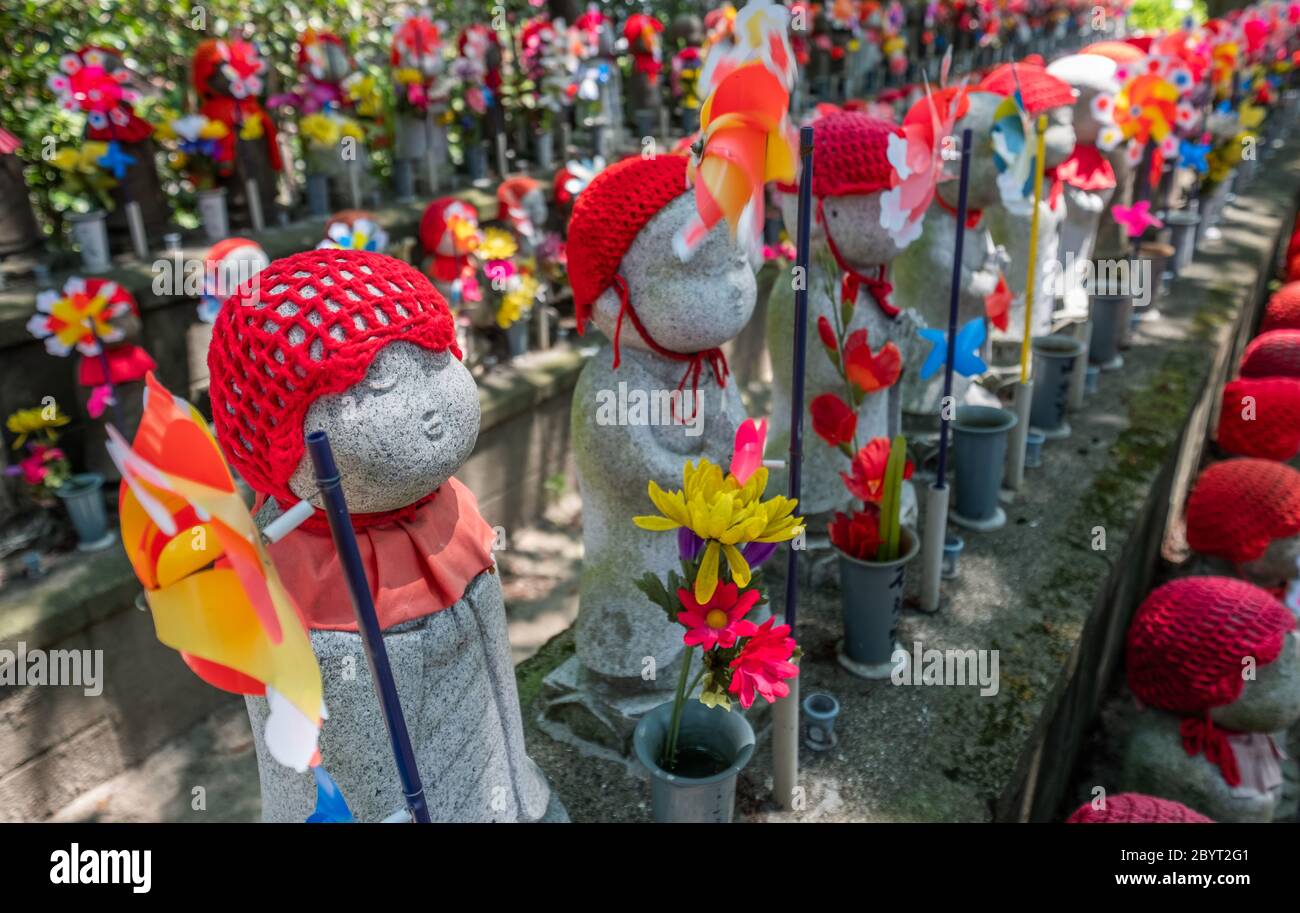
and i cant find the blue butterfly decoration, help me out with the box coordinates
[918,317,988,381]
[97,141,136,180]
[1178,139,1210,175]
[306,765,355,823]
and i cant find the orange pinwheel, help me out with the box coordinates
[676,60,796,258]
[107,373,324,771]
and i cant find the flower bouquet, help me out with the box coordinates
[49,141,119,270]
[5,404,72,505]
[628,420,802,819]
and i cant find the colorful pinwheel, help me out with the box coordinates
[47,47,141,134]
[27,277,133,358]
[1111,200,1163,239]
[676,7,798,260]
[881,80,968,247]
[106,373,325,772]
[918,317,987,380]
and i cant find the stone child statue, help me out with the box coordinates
[893,89,1007,417]
[558,154,752,749]
[192,38,282,229]
[208,249,560,822]
[766,111,923,521]
[1122,576,1300,822]
[1046,53,1123,318]
[977,61,1078,345]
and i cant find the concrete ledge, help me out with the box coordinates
[516,145,1300,823]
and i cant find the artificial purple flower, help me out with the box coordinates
[742,540,780,569]
[678,527,704,561]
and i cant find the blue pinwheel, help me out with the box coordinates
[918,317,988,381]
[1178,139,1210,174]
[306,765,355,823]
[97,141,136,180]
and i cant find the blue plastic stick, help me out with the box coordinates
[784,124,814,637]
[305,430,431,824]
[935,128,973,486]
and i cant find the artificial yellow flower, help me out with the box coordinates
[497,274,539,329]
[635,458,804,602]
[52,142,110,175]
[343,73,384,118]
[338,118,366,141]
[198,118,229,140]
[480,227,519,262]
[168,150,189,171]
[1239,103,1266,131]
[239,117,264,141]
[395,67,423,86]
[153,108,180,141]
[300,113,342,147]
[7,405,71,449]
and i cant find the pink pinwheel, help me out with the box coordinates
[1111,200,1163,239]
[677,583,761,651]
[86,384,116,419]
[47,48,140,133]
[730,418,768,486]
[881,83,969,247]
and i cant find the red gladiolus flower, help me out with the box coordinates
[842,328,902,394]
[817,315,838,351]
[677,582,760,651]
[828,508,883,561]
[841,437,913,504]
[810,393,857,448]
[727,617,799,709]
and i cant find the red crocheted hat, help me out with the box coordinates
[1240,329,1300,378]
[1216,376,1300,461]
[1185,458,1300,563]
[977,62,1075,114]
[1127,576,1295,715]
[1262,282,1300,332]
[566,153,689,333]
[773,112,902,197]
[208,249,461,505]
[1066,793,1214,823]
[1287,251,1300,283]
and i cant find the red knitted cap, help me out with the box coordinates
[1185,459,1300,563]
[1262,282,1300,332]
[1288,251,1300,283]
[774,112,902,197]
[208,249,461,505]
[1216,376,1300,461]
[566,154,689,333]
[1240,329,1300,378]
[977,62,1075,114]
[1067,793,1214,823]
[1127,576,1295,715]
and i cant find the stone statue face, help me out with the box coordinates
[1211,632,1300,732]
[590,191,756,353]
[1236,534,1300,589]
[1068,84,1105,147]
[288,340,480,513]
[938,92,1003,210]
[817,193,906,267]
[1042,103,1077,170]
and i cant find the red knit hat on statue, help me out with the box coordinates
[1185,459,1300,563]
[1262,282,1300,332]
[208,249,460,506]
[977,62,1076,114]
[1126,576,1295,786]
[1216,376,1300,461]
[773,111,901,198]
[567,153,689,335]
[1239,329,1300,378]
[1066,793,1214,824]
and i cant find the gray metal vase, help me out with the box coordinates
[55,472,113,551]
[1088,293,1130,368]
[1030,335,1084,439]
[1165,209,1200,274]
[633,700,756,823]
[835,526,918,675]
[951,407,1016,530]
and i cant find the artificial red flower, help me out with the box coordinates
[985,273,1011,332]
[727,617,799,709]
[842,328,902,394]
[676,582,760,651]
[817,315,838,351]
[829,508,883,561]
[841,437,913,504]
[810,393,857,448]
